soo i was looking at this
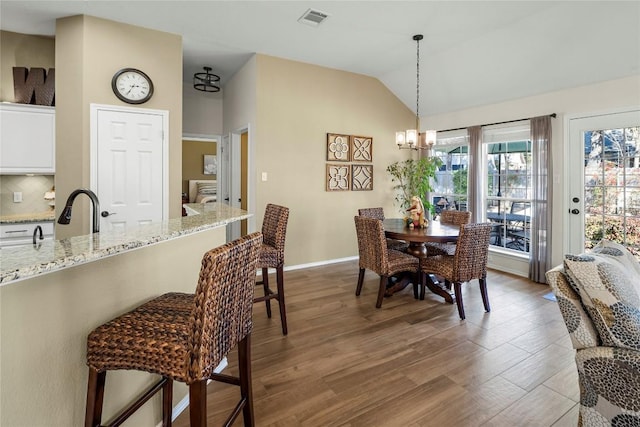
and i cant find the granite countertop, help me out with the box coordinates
[0,203,250,285]
[0,211,56,224]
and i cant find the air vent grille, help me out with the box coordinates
[298,8,330,26]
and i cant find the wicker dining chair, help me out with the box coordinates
[425,210,472,256]
[84,232,262,427]
[254,204,290,335]
[358,207,409,252]
[354,215,419,308]
[420,222,492,319]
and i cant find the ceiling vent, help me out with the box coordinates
[298,8,330,27]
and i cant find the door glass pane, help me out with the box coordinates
[584,127,640,257]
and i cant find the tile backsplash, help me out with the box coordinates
[0,175,55,216]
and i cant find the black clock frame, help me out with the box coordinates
[111,68,154,104]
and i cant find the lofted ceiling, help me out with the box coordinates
[1,1,639,116]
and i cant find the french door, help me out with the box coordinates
[566,109,640,257]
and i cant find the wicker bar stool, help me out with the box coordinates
[84,232,262,427]
[254,204,290,335]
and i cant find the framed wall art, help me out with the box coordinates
[203,154,217,175]
[351,136,373,162]
[326,133,351,162]
[351,164,373,191]
[326,163,351,191]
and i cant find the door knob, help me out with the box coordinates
[570,208,580,215]
[101,211,116,217]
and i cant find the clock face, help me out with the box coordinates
[111,68,154,104]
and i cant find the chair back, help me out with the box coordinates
[358,207,385,220]
[187,232,262,381]
[452,223,492,282]
[261,204,289,263]
[440,210,472,226]
[354,215,388,274]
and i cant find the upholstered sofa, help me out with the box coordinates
[546,240,640,426]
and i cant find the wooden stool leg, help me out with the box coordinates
[356,268,365,295]
[479,278,491,312]
[189,380,207,427]
[238,334,255,427]
[162,377,173,427]
[276,265,287,335]
[454,282,465,320]
[262,268,272,318]
[376,276,386,308]
[85,368,106,427]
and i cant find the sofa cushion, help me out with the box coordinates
[546,266,600,349]
[564,254,640,351]
[592,239,640,295]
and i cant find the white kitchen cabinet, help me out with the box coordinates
[0,103,55,174]
[0,221,54,247]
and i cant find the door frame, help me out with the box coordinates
[89,103,169,234]
[223,124,254,241]
[564,105,640,255]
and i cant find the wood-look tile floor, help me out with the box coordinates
[174,260,579,427]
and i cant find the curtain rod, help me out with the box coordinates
[436,113,557,133]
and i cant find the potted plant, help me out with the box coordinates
[386,156,443,220]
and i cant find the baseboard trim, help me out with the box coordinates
[256,256,358,277]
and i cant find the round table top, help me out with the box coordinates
[383,218,460,243]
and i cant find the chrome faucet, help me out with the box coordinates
[32,225,43,245]
[57,189,101,233]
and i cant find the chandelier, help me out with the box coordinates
[396,35,437,150]
[193,66,220,92]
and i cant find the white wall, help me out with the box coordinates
[182,82,223,135]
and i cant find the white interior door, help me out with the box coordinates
[91,104,168,232]
[566,108,640,254]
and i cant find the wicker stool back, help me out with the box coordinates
[254,204,290,335]
[84,232,262,427]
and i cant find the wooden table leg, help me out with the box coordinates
[424,273,454,304]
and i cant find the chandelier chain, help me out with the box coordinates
[415,36,420,130]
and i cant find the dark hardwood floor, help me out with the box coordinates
[174,259,579,427]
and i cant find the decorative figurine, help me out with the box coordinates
[406,196,427,228]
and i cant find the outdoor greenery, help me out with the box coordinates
[387,157,443,215]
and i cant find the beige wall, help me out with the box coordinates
[0,30,55,102]
[426,74,640,268]
[182,139,217,194]
[250,54,416,266]
[55,15,183,238]
[0,227,226,426]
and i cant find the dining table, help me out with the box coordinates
[383,218,461,304]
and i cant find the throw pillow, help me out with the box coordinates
[592,240,640,296]
[564,253,640,351]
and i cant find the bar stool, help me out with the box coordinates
[254,204,290,335]
[84,232,262,427]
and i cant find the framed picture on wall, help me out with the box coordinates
[326,133,351,161]
[203,154,217,175]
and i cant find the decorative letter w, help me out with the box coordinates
[13,67,55,106]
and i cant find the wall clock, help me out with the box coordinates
[111,68,154,104]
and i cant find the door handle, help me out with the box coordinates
[569,209,580,215]
[224,197,230,201]
[101,211,116,217]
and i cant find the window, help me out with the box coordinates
[482,124,532,254]
[431,130,469,217]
